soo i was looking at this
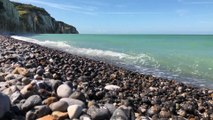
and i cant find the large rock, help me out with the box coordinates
[57,84,72,98]
[0,92,10,118]
[21,95,42,111]
[67,105,83,119]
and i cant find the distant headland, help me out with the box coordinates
[0,0,78,34]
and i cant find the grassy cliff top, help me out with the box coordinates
[12,2,50,16]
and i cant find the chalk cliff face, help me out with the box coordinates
[0,0,20,33]
[0,0,78,34]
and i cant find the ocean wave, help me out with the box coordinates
[11,35,213,88]
[11,36,157,66]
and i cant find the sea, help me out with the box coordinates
[12,34,213,89]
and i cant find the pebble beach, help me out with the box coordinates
[0,35,212,120]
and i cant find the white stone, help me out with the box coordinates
[67,105,83,119]
[104,85,120,91]
[57,84,72,98]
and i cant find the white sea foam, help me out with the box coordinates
[11,36,131,60]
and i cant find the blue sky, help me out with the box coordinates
[11,0,213,34]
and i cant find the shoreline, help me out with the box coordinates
[0,35,212,119]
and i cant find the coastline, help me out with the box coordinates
[0,35,212,119]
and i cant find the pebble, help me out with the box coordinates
[34,105,51,118]
[79,114,92,120]
[36,68,45,76]
[70,91,86,103]
[104,85,120,91]
[5,74,15,80]
[60,98,85,108]
[12,67,29,76]
[26,105,50,120]
[34,74,43,80]
[0,74,5,82]
[21,77,31,85]
[10,91,22,104]
[37,115,55,120]
[2,85,18,96]
[104,103,117,115]
[87,105,111,120]
[52,111,68,120]
[57,84,72,98]
[110,105,135,120]
[159,109,171,118]
[21,95,42,111]
[44,72,53,79]
[42,97,58,106]
[67,105,83,119]
[25,110,36,120]
[49,100,69,112]
[46,80,62,92]
[0,92,10,118]
[20,83,36,98]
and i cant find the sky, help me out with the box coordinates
[11,0,213,34]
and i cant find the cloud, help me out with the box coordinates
[186,1,213,4]
[30,0,95,11]
[101,11,162,15]
[11,0,98,15]
[178,0,213,4]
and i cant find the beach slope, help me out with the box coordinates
[0,35,212,119]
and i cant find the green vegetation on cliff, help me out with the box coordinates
[0,0,78,34]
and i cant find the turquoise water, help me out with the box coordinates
[13,34,213,88]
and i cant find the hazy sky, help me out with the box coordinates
[11,0,213,34]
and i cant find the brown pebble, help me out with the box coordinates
[37,115,56,120]
[52,111,68,120]
[12,67,29,76]
[159,109,171,118]
[42,97,58,106]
